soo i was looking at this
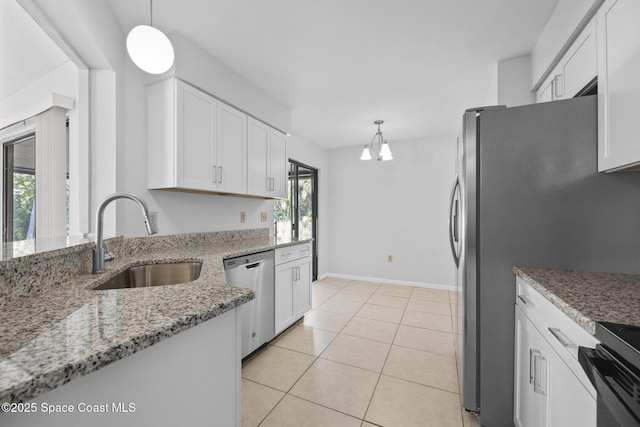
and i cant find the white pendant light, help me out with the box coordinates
[360,120,393,161]
[126,0,174,74]
[360,145,373,160]
[379,140,393,161]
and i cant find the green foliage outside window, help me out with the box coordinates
[12,173,35,241]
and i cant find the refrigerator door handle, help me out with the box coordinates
[448,176,461,267]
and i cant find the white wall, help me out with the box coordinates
[151,32,292,133]
[0,61,77,124]
[287,133,329,277]
[116,49,276,238]
[326,136,457,288]
[497,55,536,107]
[23,3,290,239]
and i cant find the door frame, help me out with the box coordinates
[288,159,318,281]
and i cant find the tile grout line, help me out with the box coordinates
[258,279,367,425]
[360,283,414,424]
[251,281,458,426]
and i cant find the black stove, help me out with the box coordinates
[597,322,640,371]
[579,322,640,427]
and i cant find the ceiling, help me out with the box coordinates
[4,0,560,149]
[107,0,559,148]
[0,0,69,100]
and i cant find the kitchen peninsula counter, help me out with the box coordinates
[514,267,640,335]
[0,229,311,404]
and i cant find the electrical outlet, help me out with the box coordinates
[240,212,246,223]
[261,212,267,222]
[388,255,393,262]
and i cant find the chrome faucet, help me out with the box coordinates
[93,192,159,273]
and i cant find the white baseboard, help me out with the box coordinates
[319,273,456,292]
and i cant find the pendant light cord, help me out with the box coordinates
[150,0,153,26]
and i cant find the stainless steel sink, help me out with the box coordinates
[92,262,203,290]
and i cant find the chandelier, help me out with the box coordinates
[360,120,393,161]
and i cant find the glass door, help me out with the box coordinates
[275,160,318,280]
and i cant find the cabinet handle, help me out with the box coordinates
[548,327,576,349]
[517,294,534,307]
[212,165,218,183]
[533,353,547,395]
[529,348,540,384]
[297,266,301,280]
[218,166,223,184]
[553,74,563,99]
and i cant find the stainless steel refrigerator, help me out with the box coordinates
[449,95,640,427]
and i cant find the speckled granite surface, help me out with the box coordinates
[514,267,640,335]
[0,229,312,403]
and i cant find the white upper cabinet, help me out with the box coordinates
[270,130,288,198]
[217,102,247,194]
[247,118,269,197]
[147,79,248,195]
[176,81,218,191]
[247,117,287,199]
[536,18,597,103]
[597,0,640,171]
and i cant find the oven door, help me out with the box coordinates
[578,346,640,427]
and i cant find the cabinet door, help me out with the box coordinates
[176,81,217,191]
[247,117,270,197]
[293,258,312,318]
[217,102,247,194]
[270,129,288,199]
[544,338,596,427]
[514,306,545,427]
[561,18,596,98]
[537,77,554,103]
[275,263,295,334]
[597,0,640,171]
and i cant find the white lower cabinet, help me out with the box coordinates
[274,243,312,334]
[514,278,597,427]
[0,309,242,427]
[515,305,545,427]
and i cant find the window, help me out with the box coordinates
[1,116,70,243]
[3,134,36,241]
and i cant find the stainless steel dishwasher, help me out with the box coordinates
[224,250,275,359]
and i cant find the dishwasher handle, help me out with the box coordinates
[244,260,264,269]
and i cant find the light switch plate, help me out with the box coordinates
[240,212,246,223]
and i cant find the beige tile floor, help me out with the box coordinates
[241,278,482,427]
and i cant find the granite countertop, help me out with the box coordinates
[514,267,640,335]
[0,231,311,403]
